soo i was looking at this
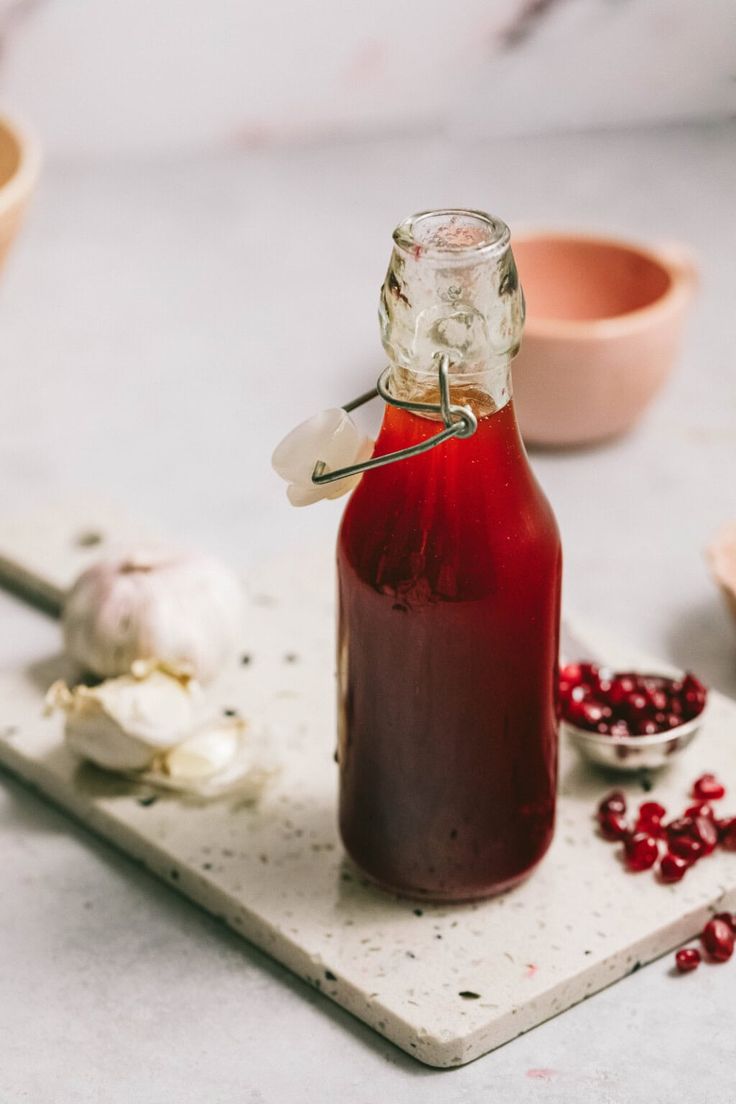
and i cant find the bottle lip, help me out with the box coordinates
[393,209,510,262]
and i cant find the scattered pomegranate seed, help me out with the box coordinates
[595,776,735,899]
[599,791,627,816]
[635,801,667,836]
[560,664,707,737]
[685,801,715,820]
[660,853,689,883]
[701,918,735,962]
[718,818,736,850]
[712,911,736,933]
[639,801,666,821]
[669,836,702,863]
[665,815,718,860]
[675,947,701,973]
[635,816,666,838]
[624,833,659,872]
[598,810,629,841]
[693,774,726,801]
[667,818,705,863]
[693,815,718,856]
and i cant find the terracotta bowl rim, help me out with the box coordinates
[511,227,697,340]
[0,112,41,218]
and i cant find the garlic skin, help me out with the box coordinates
[62,547,244,684]
[48,662,202,772]
[272,408,374,506]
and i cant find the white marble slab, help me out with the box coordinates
[3,0,734,158]
[0,505,735,1067]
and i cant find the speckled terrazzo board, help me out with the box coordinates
[0,506,735,1068]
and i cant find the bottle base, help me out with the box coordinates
[343,850,550,904]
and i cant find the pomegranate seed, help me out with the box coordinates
[624,833,659,872]
[564,698,590,727]
[701,918,735,962]
[647,689,669,712]
[636,816,666,838]
[608,676,637,706]
[562,665,707,740]
[626,692,649,720]
[693,815,718,855]
[667,818,705,863]
[682,673,707,709]
[558,678,574,702]
[668,836,703,863]
[685,802,715,820]
[640,801,666,821]
[660,853,689,883]
[609,720,631,737]
[713,911,736,933]
[599,790,627,816]
[598,810,629,841]
[667,816,693,837]
[718,817,736,850]
[693,774,725,801]
[635,800,666,837]
[580,701,610,727]
[675,947,701,973]
[675,947,701,972]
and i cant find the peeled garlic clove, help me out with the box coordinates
[48,664,201,772]
[62,547,244,684]
[165,718,243,781]
[272,408,374,505]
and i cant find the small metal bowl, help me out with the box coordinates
[564,706,707,772]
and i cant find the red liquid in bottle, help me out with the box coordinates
[337,396,561,900]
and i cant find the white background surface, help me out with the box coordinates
[0,120,735,1100]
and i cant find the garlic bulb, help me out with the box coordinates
[272,408,374,506]
[47,662,202,772]
[62,547,244,684]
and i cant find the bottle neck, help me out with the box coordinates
[386,357,513,422]
[379,210,524,421]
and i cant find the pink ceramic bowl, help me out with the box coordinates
[0,113,40,275]
[708,522,736,625]
[510,231,697,446]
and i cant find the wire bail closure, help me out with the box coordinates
[311,354,478,486]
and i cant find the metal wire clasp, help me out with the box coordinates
[311,354,478,486]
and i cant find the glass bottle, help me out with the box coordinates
[336,210,562,901]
